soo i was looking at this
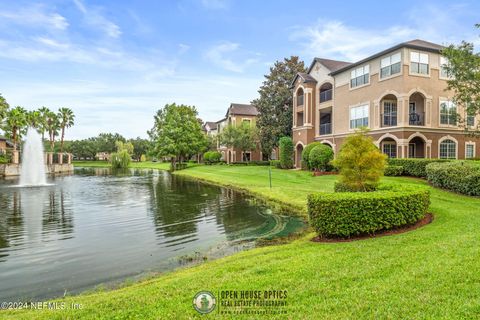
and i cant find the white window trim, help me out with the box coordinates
[349,102,370,131]
[438,136,458,159]
[379,52,402,80]
[349,64,370,90]
[439,56,450,80]
[409,51,430,78]
[439,99,458,128]
[465,141,476,159]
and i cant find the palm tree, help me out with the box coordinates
[45,111,59,152]
[0,94,10,122]
[27,110,41,129]
[38,106,50,141]
[3,106,27,151]
[57,107,75,153]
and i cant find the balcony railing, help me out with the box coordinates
[382,113,397,127]
[409,112,425,126]
[319,123,332,135]
[319,89,332,103]
[296,95,304,106]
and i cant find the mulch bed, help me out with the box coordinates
[311,213,434,243]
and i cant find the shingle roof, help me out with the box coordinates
[227,103,258,117]
[309,58,352,73]
[204,121,218,130]
[330,39,445,75]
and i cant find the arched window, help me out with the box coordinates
[439,139,456,159]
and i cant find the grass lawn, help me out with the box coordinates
[4,165,480,319]
[73,160,199,171]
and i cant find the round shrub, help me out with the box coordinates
[204,151,221,164]
[426,161,480,196]
[384,165,404,176]
[308,185,430,238]
[278,136,294,169]
[301,142,322,170]
[309,145,334,171]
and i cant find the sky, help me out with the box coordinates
[0,0,479,139]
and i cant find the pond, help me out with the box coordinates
[0,168,304,301]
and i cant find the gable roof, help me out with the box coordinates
[308,58,352,74]
[226,103,258,117]
[330,39,445,75]
[204,121,218,130]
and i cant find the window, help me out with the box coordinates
[467,114,475,127]
[350,104,369,129]
[440,101,457,125]
[382,142,397,158]
[382,100,397,126]
[242,119,251,126]
[440,56,449,78]
[380,52,401,78]
[439,139,456,159]
[350,65,369,88]
[410,51,429,75]
[466,143,475,159]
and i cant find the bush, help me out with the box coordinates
[301,142,322,170]
[384,165,404,176]
[333,130,386,192]
[270,160,281,168]
[426,161,480,196]
[309,145,334,171]
[308,185,430,238]
[387,159,450,178]
[110,150,131,169]
[278,137,294,169]
[204,151,222,164]
[250,160,270,166]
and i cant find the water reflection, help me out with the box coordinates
[0,168,303,301]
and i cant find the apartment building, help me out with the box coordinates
[208,103,262,163]
[292,39,479,167]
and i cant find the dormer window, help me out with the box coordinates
[350,65,369,88]
[410,51,429,75]
[380,52,401,78]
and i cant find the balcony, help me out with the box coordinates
[319,89,332,103]
[319,123,332,135]
[381,113,397,127]
[409,112,425,126]
[296,95,304,106]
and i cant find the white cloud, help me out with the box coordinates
[204,42,259,73]
[0,5,69,30]
[290,3,479,62]
[178,43,190,54]
[73,0,122,38]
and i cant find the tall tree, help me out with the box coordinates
[26,110,41,129]
[57,107,75,153]
[0,94,10,123]
[252,56,306,158]
[442,24,480,132]
[45,111,60,152]
[128,137,152,161]
[38,106,50,141]
[148,103,207,166]
[3,106,27,151]
[219,122,258,162]
[97,133,126,153]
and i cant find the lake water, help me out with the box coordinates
[0,168,303,301]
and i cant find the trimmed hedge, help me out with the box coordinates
[301,142,322,170]
[270,160,281,168]
[334,181,376,192]
[229,161,271,166]
[204,151,222,164]
[279,137,294,169]
[308,185,430,238]
[387,159,450,177]
[384,165,404,176]
[426,161,480,196]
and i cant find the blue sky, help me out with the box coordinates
[0,0,479,139]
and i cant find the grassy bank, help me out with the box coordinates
[72,160,198,171]
[5,165,480,319]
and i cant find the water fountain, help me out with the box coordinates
[19,127,48,186]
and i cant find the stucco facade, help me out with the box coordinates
[292,40,480,167]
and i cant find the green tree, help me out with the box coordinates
[278,136,294,169]
[301,142,323,170]
[38,106,51,141]
[3,106,27,151]
[148,103,207,167]
[110,141,134,169]
[309,145,334,172]
[128,137,152,161]
[442,24,480,130]
[0,94,10,122]
[219,122,258,162]
[333,129,387,192]
[58,107,75,153]
[45,111,60,152]
[251,56,306,158]
[97,133,126,153]
[26,110,41,129]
